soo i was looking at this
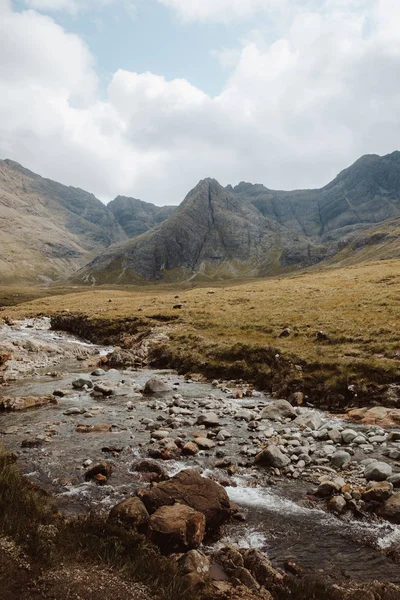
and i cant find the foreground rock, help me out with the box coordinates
[0,395,57,411]
[84,462,112,484]
[108,497,149,532]
[259,400,295,421]
[149,504,206,552]
[137,469,231,531]
[364,461,392,481]
[255,445,290,468]
[379,492,400,524]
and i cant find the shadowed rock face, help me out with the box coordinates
[76,151,400,283]
[108,196,176,238]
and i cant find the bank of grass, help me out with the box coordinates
[2,259,400,406]
[0,447,195,600]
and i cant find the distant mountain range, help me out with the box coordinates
[1,153,400,284]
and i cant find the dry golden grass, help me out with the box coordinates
[2,259,400,402]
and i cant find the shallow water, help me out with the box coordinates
[0,319,399,583]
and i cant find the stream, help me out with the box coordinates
[0,318,399,585]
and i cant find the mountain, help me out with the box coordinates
[0,160,174,283]
[75,151,400,284]
[108,196,176,238]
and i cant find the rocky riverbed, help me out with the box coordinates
[1,318,400,598]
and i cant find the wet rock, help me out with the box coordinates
[341,429,358,444]
[64,407,86,415]
[53,389,70,397]
[240,548,284,587]
[260,400,296,421]
[137,469,231,531]
[85,462,112,484]
[327,495,347,514]
[132,460,168,481]
[149,504,206,552]
[316,481,341,498]
[362,481,393,503]
[72,378,93,389]
[91,368,106,376]
[330,451,351,469]
[379,492,400,524]
[21,438,43,448]
[196,412,220,427]
[143,377,172,394]
[93,384,115,397]
[194,437,216,450]
[182,442,200,456]
[387,474,400,488]
[0,395,58,411]
[255,445,291,468]
[76,423,112,433]
[108,497,149,531]
[364,461,392,481]
[294,412,322,431]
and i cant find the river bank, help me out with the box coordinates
[0,318,400,599]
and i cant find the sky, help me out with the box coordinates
[1,0,400,205]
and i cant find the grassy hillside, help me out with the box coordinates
[3,259,399,407]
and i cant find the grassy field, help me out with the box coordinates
[2,258,400,407]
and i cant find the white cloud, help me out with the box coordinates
[23,0,135,15]
[1,0,400,205]
[158,0,284,22]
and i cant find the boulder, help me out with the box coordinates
[255,445,290,468]
[91,369,106,376]
[0,395,58,411]
[240,548,284,587]
[143,377,172,394]
[149,504,206,552]
[178,549,210,579]
[137,469,231,531]
[182,442,200,456]
[93,384,115,397]
[316,481,341,498]
[362,481,393,503]
[132,460,168,481]
[341,429,358,444]
[379,492,400,524]
[260,400,296,421]
[196,412,220,427]
[108,497,149,531]
[330,451,351,469]
[194,438,216,450]
[364,461,392,482]
[72,378,93,389]
[387,474,400,489]
[85,462,112,484]
[294,411,322,431]
[327,496,347,514]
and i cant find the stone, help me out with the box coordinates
[341,429,358,444]
[182,442,200,456]
[64,407,86,415]
[387,474,400,488]
[260,400,296,421]
[362,481,393,503]
[91,368,106,376]
[364,461,393,482]
[85,462,112,484]
[76,424,112,433]
[93,384,115,397]
[279,328,291,338]
[137,469,231,531]
[108,497,149,531]
[235,409,255,422]
[152,430,171,440]
[72,378,93,389]
[194,437,216,450]
[330,451,351,469]
[328,428,342,444]
[149,504,206,552]
[0,395,58,411]
[241,548,284,587]
[327,496,347,514]
[294,412,322,431]
[178,549,210,578]
[143,376,172,394]
[379,492,400,524]
[316,481,341,498]
[255,445,291,468]
[196,412,220,427]
[132,460,168,481]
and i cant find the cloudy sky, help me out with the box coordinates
[1,0,400,204]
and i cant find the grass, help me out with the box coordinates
[0,446,197,600]
[1,258,400,408]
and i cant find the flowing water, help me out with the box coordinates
[0,319,399,584]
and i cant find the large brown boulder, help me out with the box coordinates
[149,504,206,552]
[137,469,231,532]
[108,497,149,532]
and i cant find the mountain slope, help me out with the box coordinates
[0,159,127,283]
[75,152,400,284]
[108,196,176,238]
